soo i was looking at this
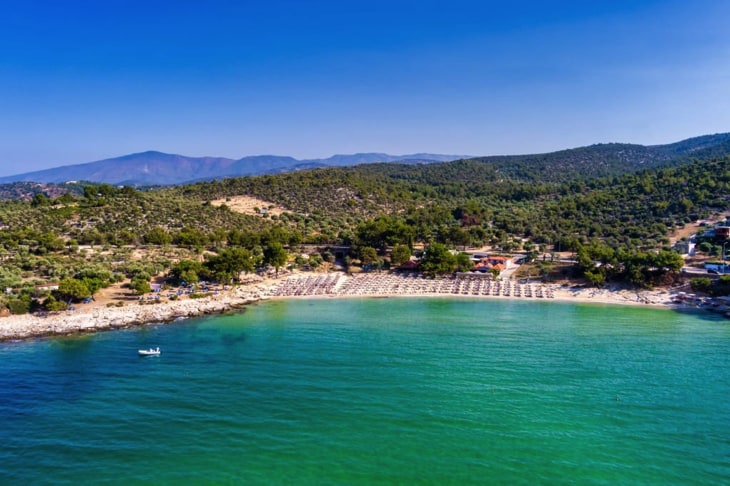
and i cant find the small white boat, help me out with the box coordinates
[138,347,161,356]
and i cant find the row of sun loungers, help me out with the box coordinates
[272,273,555,299]
[273,274,343,296]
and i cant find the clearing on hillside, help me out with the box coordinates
[210,195,287,217]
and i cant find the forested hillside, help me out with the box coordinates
[468,132,730,183]
[0,182,84,201]
[180,154,730,250]
[5,153,728,255]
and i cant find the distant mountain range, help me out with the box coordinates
[0,152,470,186]
[2,133,730,187]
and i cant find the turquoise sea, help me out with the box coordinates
[1,298,729,484]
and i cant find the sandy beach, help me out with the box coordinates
[269,272,677,308]
[0,272,680,341]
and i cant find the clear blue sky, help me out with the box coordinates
[1,0,729,176]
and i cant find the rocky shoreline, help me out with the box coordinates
[0,283,273,341]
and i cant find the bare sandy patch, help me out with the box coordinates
[210,195,287,217]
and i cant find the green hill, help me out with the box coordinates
[3,136,730,313]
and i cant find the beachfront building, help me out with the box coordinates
[472,255,511,275]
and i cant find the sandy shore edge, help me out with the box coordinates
[0,273,683,341]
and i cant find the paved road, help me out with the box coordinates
[682,266,724,276]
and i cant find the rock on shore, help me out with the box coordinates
[0,285,272,341]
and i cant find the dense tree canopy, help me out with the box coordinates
[263,242,288,275]
[57,278,91,302]
[420,243,458,277]
[390,244,412,267]
[205,247,257,282]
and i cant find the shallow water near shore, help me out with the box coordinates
[1,298,729,484]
